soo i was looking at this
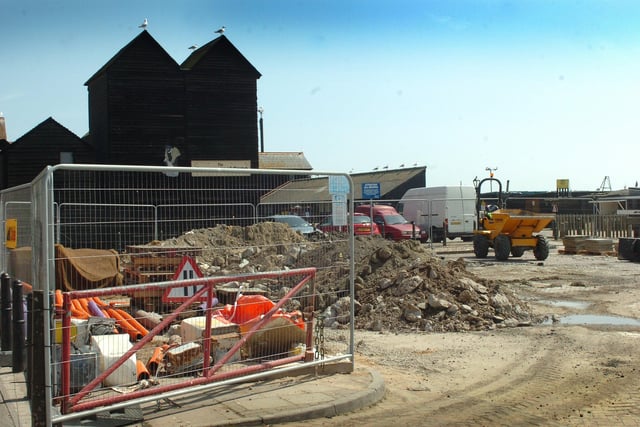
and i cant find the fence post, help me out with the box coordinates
[12,279,25,373]
[1,272,12,351]
[31,290,47,427]
[26,292,33,398]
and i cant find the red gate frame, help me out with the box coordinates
[58,267,316,414]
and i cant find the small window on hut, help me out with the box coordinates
[60,152,74,164]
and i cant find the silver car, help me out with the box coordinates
[267,215,324,239]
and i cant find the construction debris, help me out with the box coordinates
[156,224,542,333]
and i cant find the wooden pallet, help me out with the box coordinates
[559,249,617,256]
[122,246,204,311]
[122,245,203,285]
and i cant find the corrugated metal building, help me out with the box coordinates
[260,166,426,207]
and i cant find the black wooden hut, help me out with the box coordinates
[85,31,262,169]
[0,117,94,189]
[181,35,262,168]
[85,31,185,165]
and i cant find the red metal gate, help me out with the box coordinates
[57,267,316,415]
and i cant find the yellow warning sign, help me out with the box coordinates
[556,179,570,190]
[5,219,17,249]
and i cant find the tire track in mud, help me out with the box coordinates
[299,251,640,427]
[409,327,640,426]
[400,328,569,426]
[312,326,640,427]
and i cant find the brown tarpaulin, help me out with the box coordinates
[55,244,123,291]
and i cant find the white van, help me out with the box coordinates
[398,186,476,242]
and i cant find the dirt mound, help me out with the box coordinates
[153,224,540,332]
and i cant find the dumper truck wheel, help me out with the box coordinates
[510,246,525,257]
[533,235,550,260]
[494,234,511,261]
[473,235,489,258]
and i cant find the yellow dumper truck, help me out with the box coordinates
[473,178,554,261]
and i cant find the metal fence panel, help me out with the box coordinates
[0,184,32,280]
[556,213,631,238]
[7,164,356,425]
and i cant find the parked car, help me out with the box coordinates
[266,215,325,239]
[318,212,381,236]
[354,204,426,241]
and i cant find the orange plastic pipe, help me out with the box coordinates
[136,360,150,381]
[71,299,90,317]
[92,296,107,308]
[77,298,91,315]
[55,289,63,307]
[71,308,89,319]
[147,346,165,375]
[105,308,141,341]
[114,308,149,337]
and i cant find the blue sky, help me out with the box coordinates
[2,0,640,191]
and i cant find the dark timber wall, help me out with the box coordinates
[2,118,94,189]
[86,31,185,165]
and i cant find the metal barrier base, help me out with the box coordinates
[0,350,12,367]
[61,404,143,427]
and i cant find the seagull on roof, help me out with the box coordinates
[215,26,226,34]
[188,45,198,50]
[139,18,148,29]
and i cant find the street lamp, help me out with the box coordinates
[258,106,264,153]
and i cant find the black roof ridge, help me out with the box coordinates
[84,30,179,86]
[180,35,261,77]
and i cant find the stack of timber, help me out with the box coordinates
[123,245,203,285]
[583,238,615,255]
[560,236,616,255]
[560,235,588,254]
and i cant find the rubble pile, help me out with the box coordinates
[156,223,541,333]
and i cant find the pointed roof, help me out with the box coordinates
[181,35,261,78]
[8,117,91,149]
[84,31,179,86]
[260,166,426,204]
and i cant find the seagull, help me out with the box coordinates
[188,45,198,50]
[215,26,226,34]
[139,18,148,29]
[383,165,389,169]
[399,164,405,168]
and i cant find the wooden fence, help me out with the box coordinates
[555,214,636,239]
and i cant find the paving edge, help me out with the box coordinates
[259,367,386,426]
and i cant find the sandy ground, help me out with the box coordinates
[287,239,640,426]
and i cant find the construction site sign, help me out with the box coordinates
[162,256,206,302]
[5,219,17,249]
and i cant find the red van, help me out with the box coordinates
[354,204,425,241]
